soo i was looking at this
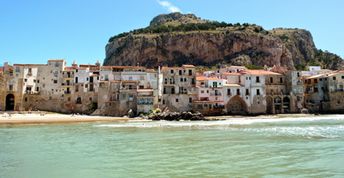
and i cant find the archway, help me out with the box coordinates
[6,94,15,111]
[226,96,247,115]
[274,97,282,114]
[266,96,274,114]
[283,97,290,113]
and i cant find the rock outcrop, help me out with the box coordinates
[104,12,343,70]
[147,111,206,121]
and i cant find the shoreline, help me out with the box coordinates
[0,112,333,125]
[0,112,130,125]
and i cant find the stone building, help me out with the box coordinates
[96,66,160,116]
[285,71,304,113]
[192,76,226,115]
[233,70,267,115]
[304,71,344,113]
[264,71,288,114]
[161,65,196,112]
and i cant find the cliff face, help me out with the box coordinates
[104,13,343,69]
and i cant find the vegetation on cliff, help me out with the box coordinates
[105,12,343,70]
[108,21,267,43]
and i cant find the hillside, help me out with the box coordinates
[104,12,343,70]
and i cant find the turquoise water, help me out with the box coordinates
[1,115,344,177]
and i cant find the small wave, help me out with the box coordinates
[94,115,344,129]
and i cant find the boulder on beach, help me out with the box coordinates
[147,111,205,121]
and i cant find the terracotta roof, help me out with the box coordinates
[222,72,241,76]
[13,64,47,67]
[64,67,76,70]
[240,70,282,76]
[79,64,100,68]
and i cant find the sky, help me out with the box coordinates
[0,0,343,65]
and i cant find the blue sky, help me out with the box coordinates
[0,0,343,65]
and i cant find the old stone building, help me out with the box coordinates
[192,76,226,115]
[161,65,196,112]
[2,59,343,116]
[96,66,160,116]
[304,71,344,113]
[264,71,288,114]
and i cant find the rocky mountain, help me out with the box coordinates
[104,12,343,70]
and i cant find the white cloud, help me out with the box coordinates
[157,0,182,13]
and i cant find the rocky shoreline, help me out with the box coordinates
[145,111,207,121]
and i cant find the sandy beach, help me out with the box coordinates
[0,112,130,125]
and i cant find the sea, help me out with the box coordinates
[1,114,344,177]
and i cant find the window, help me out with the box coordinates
[175,98,179,103]
[333,77,337,80]
[280,78,283,83]
[314,87,319,93]
[170,70,174,74]
[26,86,32,92]
[257,89,260,95]
[201,90,204,94]
[9,85,13,91]
[179,70,182,75]
[237,89,240,95]
[54,80,58,84]
[227,89,231,95]
[24,79,27,82]
[191,78,195,85]
[245,89,250,95]
[171,87,175,94]
[36,87,39,92]
[76,97,82,104]
[270,77,273,83]
[188,70,192,76]
[75,77,78,83]
[189,97,192,103]
[256,76,260,83]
